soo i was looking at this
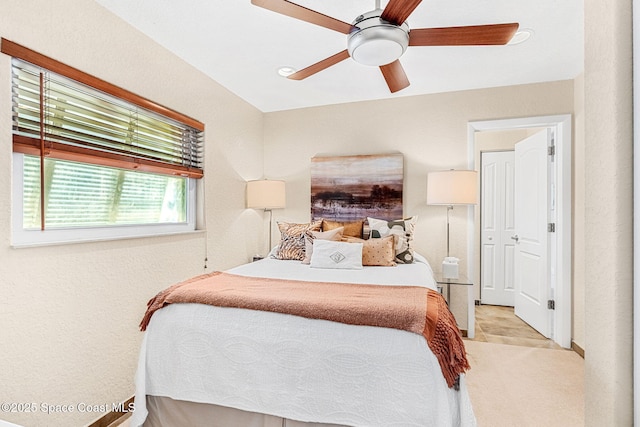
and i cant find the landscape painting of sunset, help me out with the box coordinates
[311,153,403,222]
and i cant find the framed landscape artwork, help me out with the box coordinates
[311,153,404,222]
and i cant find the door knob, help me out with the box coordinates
[510,235,519,242]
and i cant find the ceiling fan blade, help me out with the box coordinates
[380,0,423,26]
[409,23,520,46]
[288,50,351,80]
[251,0,354,34]
[380,60,410,93]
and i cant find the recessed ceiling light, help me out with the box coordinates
[277,66,297,77]
[508,29,534,45]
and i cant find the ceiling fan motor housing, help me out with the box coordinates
[347,9,410,66]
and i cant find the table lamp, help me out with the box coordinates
[427,170,478,278]
[246,179,286,252]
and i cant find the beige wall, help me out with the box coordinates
[262,81,574,334]
[572,73,585,351]
[0,1,264,426]
[263,81,574,281]
[583,0,633,424]
[2,0,634,425]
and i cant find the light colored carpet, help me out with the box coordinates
[464,340,584,427]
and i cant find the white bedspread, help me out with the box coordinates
[130,255,476,426]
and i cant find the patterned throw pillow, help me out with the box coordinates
[344,235,396,267]
[275,220,322,260]
[321,219,365,238]
[367,216,417,264]
[302,227,344,264]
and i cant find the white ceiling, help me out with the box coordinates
[95,0,583,113]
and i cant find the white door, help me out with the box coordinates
[513,130,552,337]
[480,151,516,306]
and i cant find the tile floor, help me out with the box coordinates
[472,304,562,349]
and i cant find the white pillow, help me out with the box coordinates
[309,239,363,270]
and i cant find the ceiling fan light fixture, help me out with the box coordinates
[347,11,409,66]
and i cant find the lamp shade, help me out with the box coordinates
[427,170,478,205]
[246,179,286,209]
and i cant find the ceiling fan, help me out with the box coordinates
[251,0,519,93]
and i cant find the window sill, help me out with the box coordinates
[11,228,206,249]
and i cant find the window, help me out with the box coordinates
[12,153,197,246]
[3,38,204,246]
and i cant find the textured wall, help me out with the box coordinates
[572,73,586,351]
[262,81,574,332]
[583,0,634,424]
[2,1,628,425]
[262,82,574,275]
[0,1,264,426]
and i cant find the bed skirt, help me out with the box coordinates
[144,396,345,427]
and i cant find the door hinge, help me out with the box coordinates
[548,145,555,156]
[548,223,556,232]
[548,300,555,310]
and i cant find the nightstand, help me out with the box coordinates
[434,272,472,302]
[434,272,475,338]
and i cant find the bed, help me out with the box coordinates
[129,237,476,427]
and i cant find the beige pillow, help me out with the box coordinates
[344,235,396,267]
[275,220,322,260]
[302,227,344,264]
[322,219,365,238]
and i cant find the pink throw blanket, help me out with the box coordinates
[140,271,469,388]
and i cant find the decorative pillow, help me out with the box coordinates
[344,235,396,267]
[275,220,322,260]
[309,240,363,270]
[302,227,344,264]
[367,216,417,264]
[322,219,365,238]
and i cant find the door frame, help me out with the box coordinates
[467,115,572,348]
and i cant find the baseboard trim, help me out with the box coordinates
[571,341,585,358]
[86,396,134,427]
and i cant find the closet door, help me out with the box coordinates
[480,150,516,306]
